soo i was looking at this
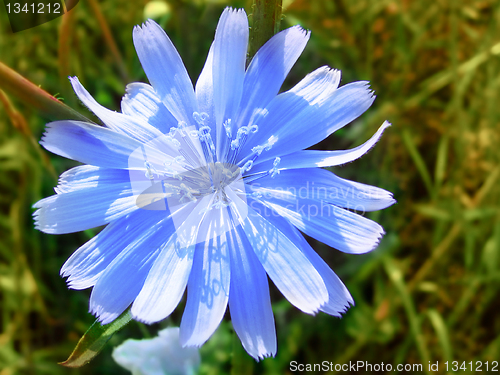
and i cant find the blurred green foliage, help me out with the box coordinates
[1,0,499,374]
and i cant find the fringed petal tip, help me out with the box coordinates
[279,25,311,43]
[343,227,386,255]
[68,76,93,107]
[254,350,277,362]
[38,123,51,144]
[130,314,154,325]
[91,307,118,326]
[322,304,353,318]
[292,24,311,37]
[60,263,97,290]
[91,300,131,325]
[132,19,168,43]
[319,288,355,318]
[239,339,277,361]
[289,65,342,98]
[180,341,203,350]
[38,121,66,148]
[60,267,70,278]
[67,76,79,90]
[386,194,398,208]
[32,205,54,234]
[221,6,247,17]
[366,230,386,253]
[355,220,385,254]
[297,288,332,316]
[134,19,157,32]
[65,279,92,291]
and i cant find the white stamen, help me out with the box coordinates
[241,160,253,173]
[269,157,281,178]
[178,121,188,136]
[174,156,185,164]
[144,161,155,179]
[193,112,209,126]
[198,126,216,154]
[251,135,277,156]
[223,119,232,138]
[230,125,256,151]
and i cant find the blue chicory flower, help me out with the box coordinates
[34,8,395,359]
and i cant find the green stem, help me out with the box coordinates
[248,0,283,63]
[59,309,133,368]
[0,61,90,122]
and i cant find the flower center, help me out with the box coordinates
[131,111,281,213]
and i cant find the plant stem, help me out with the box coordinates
[0,62,90,122]
[0,89,57,179]
[248,0,283,63]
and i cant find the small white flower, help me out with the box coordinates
[112,327,201,375]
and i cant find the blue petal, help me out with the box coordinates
[70,77,166,144]
[40,121,171,169]
[211,8,249,158]
[180,208,231,347]
[195,44,216,134]
[55,165,129,194]
[61,209,168,290]
[259,80,375,162]
[89,212,176,324]
[249,168,396,212]
[228,222,276,360]
[133,20,197,123]
[238,66,341,158]
[260,213,354,315]
[235,26,310,130]
[33,176,137,234]
[248,186,385,254]
[121,82,178,135]
[226,189,328,314]
[248,121,391,173]
[131,196,215,323]
[314,256,355,316]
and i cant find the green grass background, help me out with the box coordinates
[0,0,499,373]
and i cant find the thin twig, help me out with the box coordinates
[87,0,129,82]
[0,62,90,122]
[0,89,57,179]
